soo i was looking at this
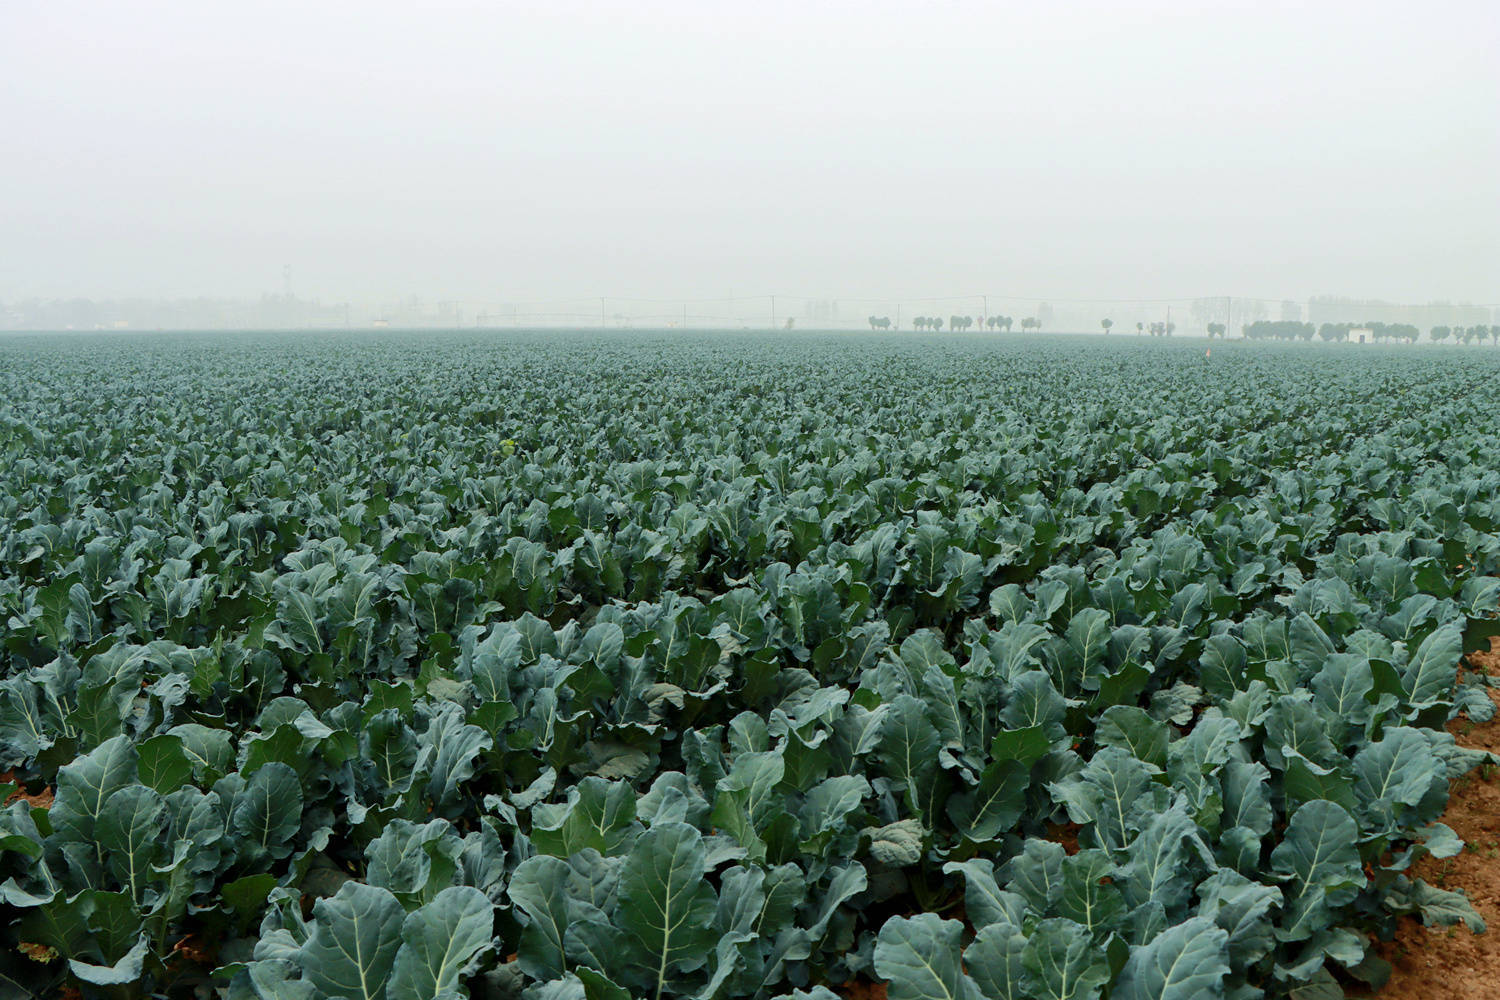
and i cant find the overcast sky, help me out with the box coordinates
[2,0,1496,306]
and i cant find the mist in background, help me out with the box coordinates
[2,0,1496,329]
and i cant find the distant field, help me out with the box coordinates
[2,330,1498,1000]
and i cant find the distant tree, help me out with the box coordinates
[1101,318,1114,334]
[985,316,997,330]
[932,317,943,331]
[1166,322,1176,336]
[1021,317,1038,332]
[913,316,927,331]
[1243,320,1314,341]
[1206,322,1226,338]
[1491,325,1498,346]
[998,315,1013,332]
[1136,321,1145,335]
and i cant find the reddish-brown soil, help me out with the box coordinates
[0,770,53,809]
[840,980,887,1000]
[1364,638,1500,999]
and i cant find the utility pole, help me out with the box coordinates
[982,295,988,323]
[896,304,901,329]
[601,297,606,328]
[1225,296,1232,338]
[770,295,776,330]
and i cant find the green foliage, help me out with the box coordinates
[0,331,1498,999]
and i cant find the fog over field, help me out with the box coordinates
[1,0,1496,313]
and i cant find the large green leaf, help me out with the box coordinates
[873,914,975,1000]
[388,886,494,1000]
[947,759,1028,843]
[1352,727,1446,831]
[50,735,139,846]
[233,761,303,863]
[964,920,1027,1000]
[616,821,718,992]
[508,855,573,980]
[1401,623,1462,710]
[1113,916,1230,1000]
[876,695,942,819]
[69,934,150,986]
[420,703,493,808]
[1021,917,1110,1000]
[1269,800,1363,942]
[299,881,407,1000]
[1384,877,1485,932]
[95,783,164,904]
[1057,849,1125,934]
[532,777,639,858]
[1049,746,1154,853]
[711,750,786,862]
[942,859,1027,931]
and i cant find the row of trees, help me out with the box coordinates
[896,315,1034,332]
[1097,318,1176,336]
[1244,321,1319,341]
[869,315,1498,343]
[1243,321,1498,343]
[1431,325,1498,344]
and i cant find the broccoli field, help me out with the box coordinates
[3,329,1500,1000]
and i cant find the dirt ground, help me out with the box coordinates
[1363,637,1500,999]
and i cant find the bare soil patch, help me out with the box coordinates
[1365,638,1500,999]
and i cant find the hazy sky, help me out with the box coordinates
[2,0,1496,306]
